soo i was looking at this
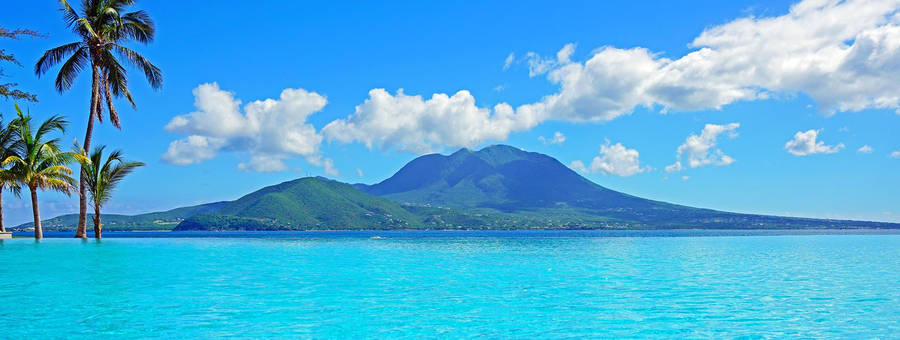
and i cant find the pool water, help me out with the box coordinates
[2,231,899,338]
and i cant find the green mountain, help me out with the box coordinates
[174,177,418,230]
[14,201,227,232]
[15,145,899,231]
[359,145,650,209]
[359,145,897,229]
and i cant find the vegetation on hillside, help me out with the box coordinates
[11,146,900,232]
[174,177,419,231]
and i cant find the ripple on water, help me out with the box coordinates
[0,234,899,338]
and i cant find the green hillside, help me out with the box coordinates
[360,145,899,229]
[174,177,419,230]
[13,201,228,232]
[15,145,900,232]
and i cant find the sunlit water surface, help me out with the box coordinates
[2,230,899,338]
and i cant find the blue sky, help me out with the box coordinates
[1,0,898,225]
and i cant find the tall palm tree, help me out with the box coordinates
[35,0,161,238]
[4,105,75,239]
[74,145,143,239]
[0,114,22,233]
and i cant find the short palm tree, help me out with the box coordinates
[35,0,161,238]
[0,114,22,233]
[74,145,143,239]
[4,105,75,239]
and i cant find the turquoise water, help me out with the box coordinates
[2,231,899,338]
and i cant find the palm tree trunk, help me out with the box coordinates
[30,186,41,239]
[76,65,100,238]
[0,190,5,233]
[93,204,102,239]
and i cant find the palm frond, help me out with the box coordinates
[34,115,68,143]
[113,44,161,89]
[59,0,84,30]
[1,155,26,168]
[79,144,143,208]
[53,47,89,92]
[104,56,136,108]
[120,10,154,43]
[34,42,84,76]
[37,177,76,195]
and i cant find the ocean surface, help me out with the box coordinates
[2,230,899,338]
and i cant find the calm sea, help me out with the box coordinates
[2,230,899,338]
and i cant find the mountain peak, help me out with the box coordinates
[450,147,472,156]
[361,144,624,210]
[472,144,535,166]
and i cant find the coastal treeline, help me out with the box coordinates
[1,0,157,239]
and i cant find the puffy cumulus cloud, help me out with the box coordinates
[784,129,845,156]
[679,0,900,114]
[532,46,661,122]
[587,141,648,177]
[550,0,900,116]
[163,83,336,173]
[322,89,543,154]
[538,131,566,145]
[322,0,900,154]
[569,160,588,173]
[890,150,900,158]
[858,145,875,153]
[521,0,900,121]
[666,123,739,172]
[161,135,225,165]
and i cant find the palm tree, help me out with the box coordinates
[3,105,75,239]
[0,114,22,233]
[35,0,161,238]
[74,145,143,239]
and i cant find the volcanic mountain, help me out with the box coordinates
[16,145,899,231]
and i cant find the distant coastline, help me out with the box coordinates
[12,146,900,234]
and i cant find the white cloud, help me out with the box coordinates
[784,129,845,156]
[538,131,566,145]
[858,145,875,153]
[891,150,900,158]
[650,0,900,114]
[682,175,690,181]
[161,135,224,165]
[570,160,588,173]
[237,154,289,172]
[322,0,900,154]
[526,0,900,120]
[666,123,739,172]
[322,158,339,177]
[503,53,515,70]
[163,83,335,172]
[556,43,576,63]
[524,52,555,77]
[588,141,648,177]
[322,89,542,154]
[524,43,576,77]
